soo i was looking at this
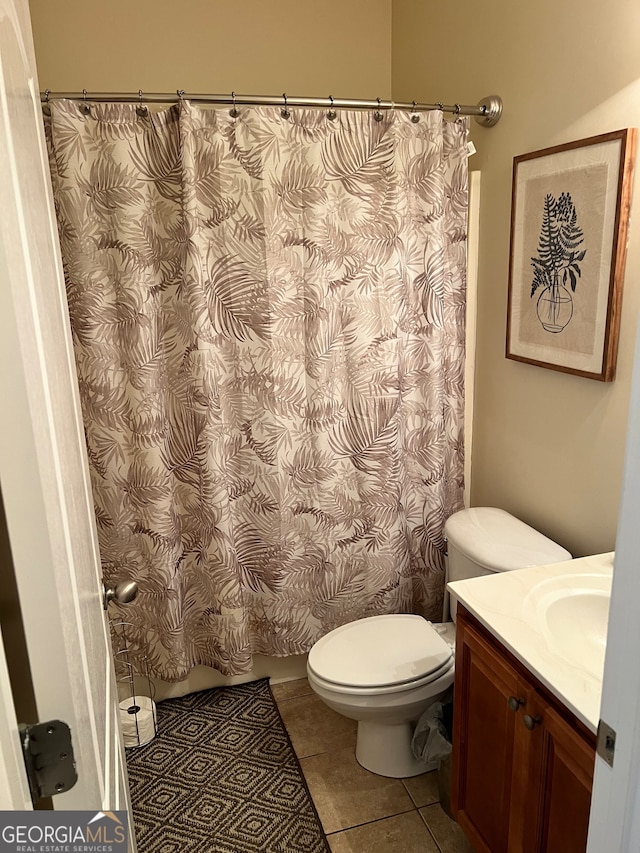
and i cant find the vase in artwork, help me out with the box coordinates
[536,284,574,333]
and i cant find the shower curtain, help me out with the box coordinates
[45,99,468,680]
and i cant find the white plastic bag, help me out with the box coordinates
[411,701,452,764]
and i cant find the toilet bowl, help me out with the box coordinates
[307,614,455,778]
[306,507,573,779]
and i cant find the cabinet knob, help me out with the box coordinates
[523,714,542,730]
[508,696,525,712]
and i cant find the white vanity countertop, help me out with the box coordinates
[448,552,614,734]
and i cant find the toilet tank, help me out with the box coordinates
[444,507,572,621]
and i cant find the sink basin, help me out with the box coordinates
[522,572,612,678]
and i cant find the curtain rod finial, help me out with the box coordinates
[475,95,502,128]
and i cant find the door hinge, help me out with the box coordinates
[596,718,616,768]
[19,720,78,801]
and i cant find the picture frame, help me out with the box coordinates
[506,129,636,381]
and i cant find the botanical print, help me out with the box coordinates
[508,130,635,381]
[44,100,468,680]
[516,163,608,359]
[530,192,586,334]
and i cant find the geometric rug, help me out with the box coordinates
[126,679,330,852]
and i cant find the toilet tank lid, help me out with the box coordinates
[307,615,452,688]
[444,507,572,572]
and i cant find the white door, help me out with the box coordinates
[0,0,133,824]
[587,316,640,851]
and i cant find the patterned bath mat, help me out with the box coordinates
[126,679,329,852]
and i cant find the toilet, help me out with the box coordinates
[306,507,572,778]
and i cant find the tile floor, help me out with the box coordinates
[271,678,476,853]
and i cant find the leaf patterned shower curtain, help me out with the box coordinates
[45,100,468,680]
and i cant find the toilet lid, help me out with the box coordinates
[307,615,453,689]
[444,507,572,572]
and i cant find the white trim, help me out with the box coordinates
[0,627,32,809]
[464,170,481,507]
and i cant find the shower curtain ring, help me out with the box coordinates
[281,92,290,120]
[44,88,50,103]
[436,102,444,112]
[454,103,462,115]
[230,91,239,118]
[137,89,148,117]
[374,97,383,122]
[327,95,337,121]
[411,100,420,123]
[80,89,91,115]
[177,89,185,101]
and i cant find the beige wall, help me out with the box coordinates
[28,0,392,98]
[393,0,640,557]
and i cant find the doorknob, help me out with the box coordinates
[102,580,138,611]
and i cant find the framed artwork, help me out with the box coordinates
[506,129,636,381]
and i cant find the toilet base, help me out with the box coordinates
[354,719,436,778]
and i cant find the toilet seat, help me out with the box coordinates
[308,656,454,696]
[307,614,453,695]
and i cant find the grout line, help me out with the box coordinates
[273,693,314,705]
[400,777,421,807]
[400,776,440,809]
[324,804,419,837]
[417,804,450,853]
[297,744,357,761]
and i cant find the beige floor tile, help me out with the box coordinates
[278,692,357,758]
[402,770,440,808]
[327,811,440,852]
[270,677,313,704]
[301,746,414,834]
[419,803,477,853]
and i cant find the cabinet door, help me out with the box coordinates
[533,705,594,853]
[452,616,533,853]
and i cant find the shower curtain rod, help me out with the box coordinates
[40,90,503,127]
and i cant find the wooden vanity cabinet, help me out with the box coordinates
[451,606,596,853]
